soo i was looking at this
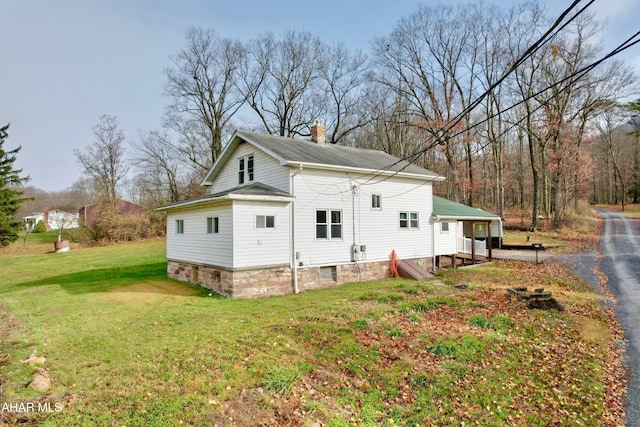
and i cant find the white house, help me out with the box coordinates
[157,125,501,298]
[24,207,79,231]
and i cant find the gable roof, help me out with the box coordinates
[432,196,501,221]
[156,182,293,211]
[202,130,444,185]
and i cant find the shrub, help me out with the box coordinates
[32,220,47,233]
[90,210,165,243]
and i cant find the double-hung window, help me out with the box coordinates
[371,194,382,209]
[238,155,254,184]
[316,209,342,239]
[399,212,419,229]
[207,217,219,234]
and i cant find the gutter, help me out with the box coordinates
[286,161,445,182]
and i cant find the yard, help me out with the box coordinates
[0,236,625,426]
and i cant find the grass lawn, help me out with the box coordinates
[0,239,624,426]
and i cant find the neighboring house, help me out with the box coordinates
[432,196,502,268]
[79,199,146,227]
[24,207,79,231]
[157,125,500,298]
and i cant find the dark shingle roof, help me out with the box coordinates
[432,196,500,220]
[214,130,442,180]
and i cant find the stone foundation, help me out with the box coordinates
[168,257,432,299]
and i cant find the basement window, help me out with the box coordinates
[320,266,337,281]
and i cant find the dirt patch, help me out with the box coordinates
[103,281,202,304]
[572,315,609,348]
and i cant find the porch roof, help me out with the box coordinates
[432,196,501,221]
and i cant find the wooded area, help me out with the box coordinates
[21,1,640,229]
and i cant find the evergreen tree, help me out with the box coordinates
[0,123,29,246]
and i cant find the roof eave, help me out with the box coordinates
[434,215,502,221]
[155,193,294,212]
[287,161,444,181]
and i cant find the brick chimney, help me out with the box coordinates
[43,206,51,231]
[310,123,326,144]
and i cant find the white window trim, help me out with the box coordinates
[399,211,420,230]
[315,209,343,240]
[441,221,450,233]
[175,219,184,234]
[255,214,275,229]
[238,154,255,185]
[371,194,382,210]
[206,216,219,234]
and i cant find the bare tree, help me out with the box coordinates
[131,130,185,204]
[74,115,128,207]
[165,27,246,171]
[373,4,481,202]
[241,30,323,138]
[317,43,370,144]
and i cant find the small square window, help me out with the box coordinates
[256,215,275,229]
[176,219,184,234]
[371,194,382,209]
[207,217,219,234]
[441,222,449,232]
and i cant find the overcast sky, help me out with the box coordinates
[1,0,639,192]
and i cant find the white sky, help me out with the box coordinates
[1,0,638,192]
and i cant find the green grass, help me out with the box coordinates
[0,240,620,426]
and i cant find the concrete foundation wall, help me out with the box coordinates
[168,257,431,299]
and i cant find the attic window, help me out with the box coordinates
[238,155,254,184]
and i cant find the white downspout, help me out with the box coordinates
[291,169,299,294]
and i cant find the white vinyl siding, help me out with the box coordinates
[166,204,233,268]
[210,142,290,194]
[293,169,433,266]
[233,200,290,269]
[433,220,458,256]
